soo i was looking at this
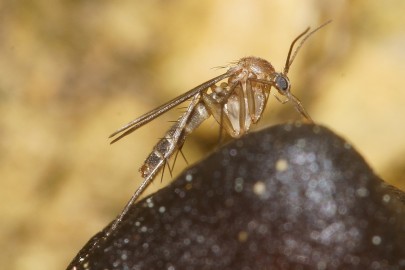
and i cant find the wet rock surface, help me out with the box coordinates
[67,123,405,270]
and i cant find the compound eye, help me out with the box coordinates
[275,75,290,92]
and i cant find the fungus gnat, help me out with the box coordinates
[107,21,331,234]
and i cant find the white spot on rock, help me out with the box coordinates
[253,181,266,196]
[275,159,288,171]
[372,235,382,245]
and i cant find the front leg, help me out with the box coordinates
[273,93,289,104]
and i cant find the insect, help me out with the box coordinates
[107,21,331,234]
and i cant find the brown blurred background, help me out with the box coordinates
[1,0,405,269]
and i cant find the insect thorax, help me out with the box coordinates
[210,57,278,138]
[230,57,276,82]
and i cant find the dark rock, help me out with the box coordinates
[67,123,405,270]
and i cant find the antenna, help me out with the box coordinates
[283,20,332,74]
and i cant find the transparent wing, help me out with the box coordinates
[109,72,232,144]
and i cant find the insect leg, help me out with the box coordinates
[250,78,313,123]
[246,79,256,120]
[235,82,247,133]
[286,93,314,123]
[273,93,289,104]
[217,106,225,145]
[247,79,271,124]
[107,165,159,235]
[202,83,241,138]
[107,94,202,235]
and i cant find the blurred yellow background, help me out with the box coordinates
[1,1,405,269]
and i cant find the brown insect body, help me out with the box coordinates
[138,57,288,180]
[107,21,331,234]
[220,57,276,137]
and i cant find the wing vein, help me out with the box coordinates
[109,71,232,143]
